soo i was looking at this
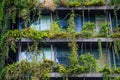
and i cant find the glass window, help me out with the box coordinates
[58,17,68,29]
[115,53,120,67]
[95,49,110,69]
[41,16,51,30]
[78,48,111,69]
[95,15,105,33]
[30,15,51,31]
[19,47,54,62]
[56,48,70,65]
[19,21,25,30]
[75,16,83,32]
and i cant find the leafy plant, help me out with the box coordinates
[114,68,120,74]
[111,77,120,80]
[110,0,120,6]
[68,11,79,69]
[99,65,112,74]
[80,30,93,38]
[79,53,96,73]
[68,0,81,7]
[112,33,120,38]
[82,22,95,31]
[99,22,110,37]
[0,60,51,80]
[84,0,105,6]
[80,22,95,38]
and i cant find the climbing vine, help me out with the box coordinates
[1,0,120,79]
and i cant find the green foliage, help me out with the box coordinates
[113,40,120,56]
[80,30,93,38]
[68,41,79,68]
[0,60,51,80]
[79,53,96,73]
[68,11,79,69]
[114,68,120,74]
[22,28,48,40]
[50,21,61,32]
[99,66,112,74]
[53,64,67,73]
[68,65,85,74]
[82,22,95,31]
[80,22,95,38]
[49,21,70,39]
[68,0,81,7]
[111,77,120,80]
[99,22,110,37]
[110,0,120,6]
[112,33,120,38]
[84,0,105,6]
[57,0,105,7]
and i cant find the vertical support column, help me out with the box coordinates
[18,41,22,61]
[90,42,92,52]
[112,45,116,68]
[51,44,56,62]
[81,42,83,54]
[109,12,113,34]
[50,12,53,23]
[82,8,85,25]
[54,47,57,62]
[51,44,53,61]
[108,48,111,68]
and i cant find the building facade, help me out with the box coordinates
[2,0,120,80]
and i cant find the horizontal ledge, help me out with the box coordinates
[55,6,115,10]
[16,38,114,42]
[50,73,120,77]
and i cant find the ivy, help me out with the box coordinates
[79,53,96,73]
[99,22,110,37]
[0,60,52,80]
[68,10,79,68]
[80,22,95,38]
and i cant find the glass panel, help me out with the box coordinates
[84,16,89,24]
[30,20,41,30]
[95,49,109,69]
[41,48,54,61]
[56,48,70,65]
[30,15,50,31]
[90,16,95,23]
[41,16,51,31]
[79,48,110,69]
[58,18,68,29]
[96,16,105,33]
[75,16,82,32]
[115,53,120,67]
[19,21,24,30]
[19,47,54,62]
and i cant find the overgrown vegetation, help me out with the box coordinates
[56,0,105,7]
[0,60,52,80]
[1,0,120,79]
[80,22,95,38]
